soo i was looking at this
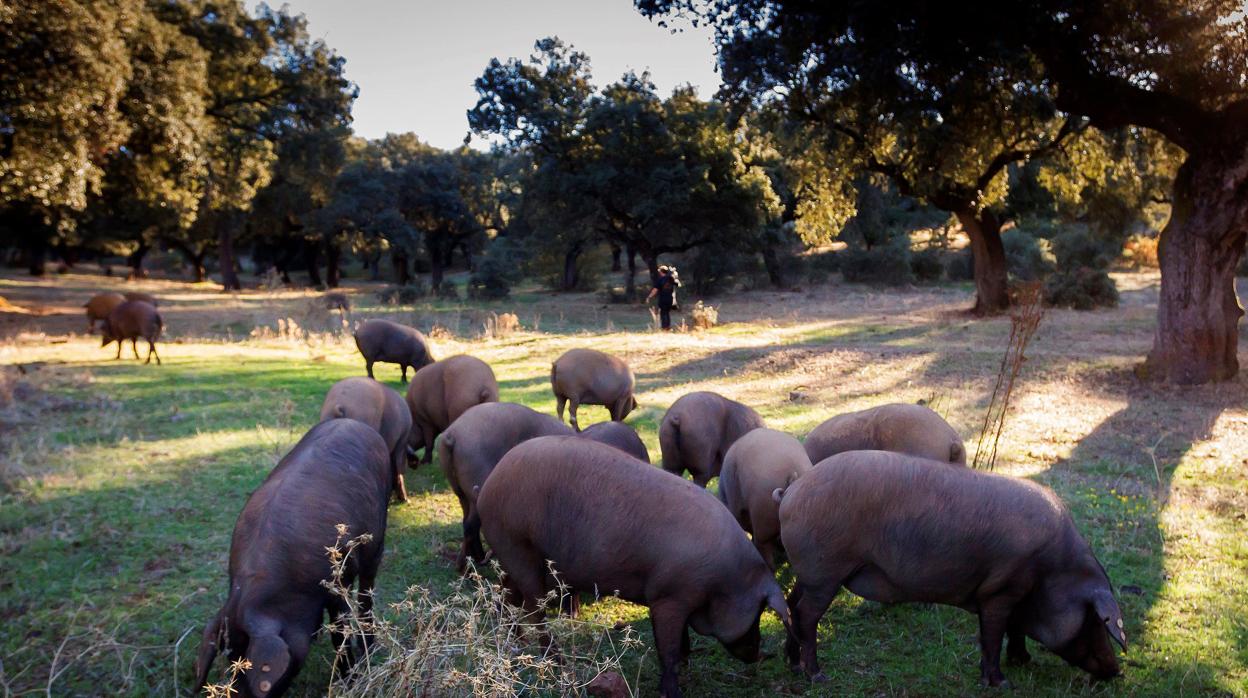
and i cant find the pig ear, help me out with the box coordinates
[771,487,786,504]
[1090,588,1128,649]
[765,587,795,641]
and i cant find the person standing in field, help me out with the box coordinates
[647,265,681,331]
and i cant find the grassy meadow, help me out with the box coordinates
[1,269,1246,696]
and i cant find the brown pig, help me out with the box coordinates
[84,292,125,333]
[101,300,163,364]
[405,354,499,464]
[550,348,636,431]
[123,291,158,306]
[577,420,651,462]
[353,319,434,383]
[194,419,391,698]
[478,436,794,698]
[803,402,965,465]
[659,391,764,486]
[777,450,1127,687]
[319,376,414,504]
[717,428,811,570]
[437,402,573,571]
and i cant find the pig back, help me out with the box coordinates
[480,436,758,603]
[780,450,1065,600]
[320,377,387,430]
[441,402,573,495]
[578,421,650,462]
[107,300,161,338]
[230,419,392,583]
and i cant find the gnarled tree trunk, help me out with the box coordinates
[625,244,637,297]
[956,209,1009,314]
[303,239,323,288]
[1144,151,1248,383]
[392,249,412,285]
[217,218,242,291]
[325,240,341,288]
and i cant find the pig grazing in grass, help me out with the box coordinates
[777,450,1127,687]
[194,419,392,698]
[659,391,764,486]
[320,376,414,503]
[101,300,163,364]
[478,436,793,698]
[353,319,434,383]
[437,402,573,572]
[550,348,637,431]
[84,292,125,333]
[405,354,499,464]
[577,420,651,462]
[717,428,812,570]
[804,402,965,465]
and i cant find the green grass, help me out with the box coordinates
[1,279,1246,697]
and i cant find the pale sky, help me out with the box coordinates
[273,0,722,149]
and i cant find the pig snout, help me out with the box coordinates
[721,621,763,663]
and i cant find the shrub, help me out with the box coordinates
[840,241,913,285]
[910,248,945,282]
[468,239,522,299]
[1002,230,1055,281]
[376,281,427,305]
[1051,226,1113,269]
[435,282,460,301]
[1043,267,1119,309]
[1123,234,1160,269]
[690,300,718,330]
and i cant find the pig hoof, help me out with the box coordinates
[810,672,829,683]
[980,677,1012,689]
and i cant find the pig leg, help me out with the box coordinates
[459,505,487,573]
[556,394,567,423]
[650,600,691,698]
[327,597,356,676]
[1006,619,1031,665]
[976,598,1015,687]
[115,341,123,360]
[789,581,838,681]
[131,338,140,360]
[568,398,581,431]
[421,423,435,464]
[365,359,375,379]
[400,364,408,383]
[1005,607,1031,665]
[392,466,409,504]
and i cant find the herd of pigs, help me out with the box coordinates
[80,295,1127,697]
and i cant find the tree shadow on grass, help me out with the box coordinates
[1028,372,1245,692]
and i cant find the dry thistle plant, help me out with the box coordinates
[690,301,718,331]
[319,532,642,697]
[973,283,1045,471]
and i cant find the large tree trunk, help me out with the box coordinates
[561,243,583,291]
[610,243,622,272]
[956,209,1009,314]
[392,250,412,285]
[26,240,46,276]
[625,244,638,297]
[429,244,445,291]
[760,241,785,288]
[303,239,323,288]
[1144,152,1248,383]
[325,240,341,289]
[217,218,242,291]
[127,241,149,279]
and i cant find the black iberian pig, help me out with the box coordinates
[777,450,1127,687]
[404,354,499,464]
[320,376,414,503]
[550,347,637,431]
[659,391,764,486]
[437,402,573,572]
[84,292,125,333]
[194,419,392,698]
[717,428,812,570]
[803,402,965,465]
[478,436,793,698]
[101,300,163,364]
[352,319,434,383]
[577,420,651,462]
